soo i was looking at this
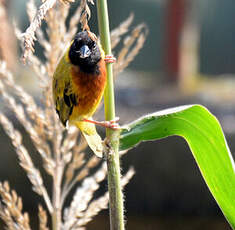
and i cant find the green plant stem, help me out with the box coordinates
[97,1,125,230]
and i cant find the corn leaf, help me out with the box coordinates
[119,104,235,228]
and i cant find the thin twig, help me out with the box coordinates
[22,0,57,62]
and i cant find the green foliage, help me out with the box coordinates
[119,104,235,228]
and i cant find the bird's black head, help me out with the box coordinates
[68,31,101,74]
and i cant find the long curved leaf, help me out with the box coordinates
[119,104,235,228]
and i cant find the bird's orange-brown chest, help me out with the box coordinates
[70,59,106,120]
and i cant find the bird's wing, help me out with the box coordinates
[53,56,77,126]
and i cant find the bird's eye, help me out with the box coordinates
[74,39,82,50]
[88,41,95,49]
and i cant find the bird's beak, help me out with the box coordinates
[79,45,91,58]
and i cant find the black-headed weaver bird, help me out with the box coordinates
[53,31,117,157]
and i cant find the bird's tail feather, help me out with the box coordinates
[75,121,103,158]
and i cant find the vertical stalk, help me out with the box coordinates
[52,136,63,230]
[52,164,63,230]
[97,1,125,230]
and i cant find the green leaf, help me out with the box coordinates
[119,104,235,228]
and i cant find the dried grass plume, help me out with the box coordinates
[0,0,148,229]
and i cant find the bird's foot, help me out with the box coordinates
[83,117,120,130]
[104,55,116,63]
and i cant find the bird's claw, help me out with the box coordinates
[105,122,120,130]
[104,55,116,63]
[103,117,120,130]
[82,117,120,130]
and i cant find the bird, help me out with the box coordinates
[53,30,117,157]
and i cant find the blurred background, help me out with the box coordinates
[1,0,235,229]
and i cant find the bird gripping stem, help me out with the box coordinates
[97,0,125,230]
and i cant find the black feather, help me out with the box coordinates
[70,94,77,105]
[68,31,101,74]
[63,92,71,107]
[69,106,74,116]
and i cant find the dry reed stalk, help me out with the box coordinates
[114,23,149,76]
[74,167,135,229]
[22,0,56,62]
[0,0,17,70]
[38,205,50,230]
[0,113,53,214]
[0,181,31,230]
[111,13,134,49]
[0,0,147,229]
